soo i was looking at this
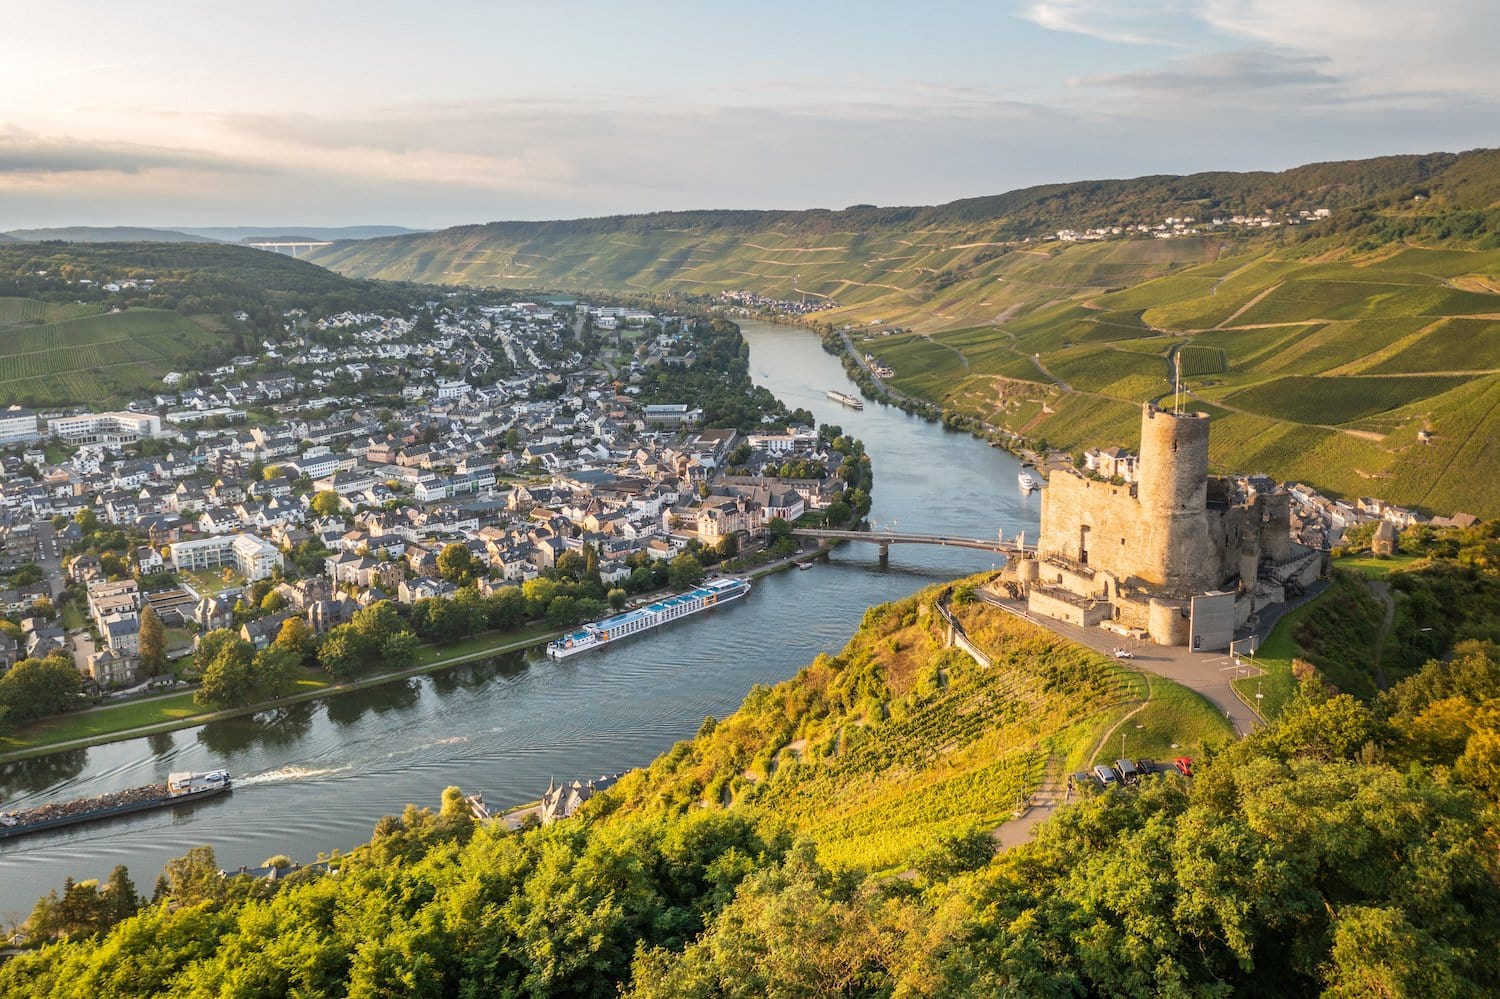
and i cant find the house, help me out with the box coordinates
[240,612,290,650]
[102,613,141,656]
[87,648,137,687]
[193,595,233,631]
[538,773,622,824]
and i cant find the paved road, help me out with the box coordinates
[977,589,1264,736]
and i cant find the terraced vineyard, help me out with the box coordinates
[305,149,1500,516]
[603,579,1232,873]
[0,302,229,406]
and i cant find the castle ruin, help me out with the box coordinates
[1008,403,1322,650]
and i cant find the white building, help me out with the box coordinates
[48,411,162,446]
[170,533,284,581]
[0,406,40,446]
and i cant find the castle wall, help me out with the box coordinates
[1038,474,1144,580]
[1137,405,1216,595]
[1148,598,1192,645]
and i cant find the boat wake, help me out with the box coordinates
[237,765,350,786]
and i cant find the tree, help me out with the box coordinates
[381,630,418,670]
[318,623,365,679]
[260,590,286,613]
[608,588,628,611]
[159,846,223,906]
[137,605,167,678]
[437,543,477,586]
[74,509,98,535]
[486,586,527,631]
[546,595,580,627]
[273,616,316,661]
[196,633,256,709]
[668,553,705,590]
[310,491,342,518]
[100,865,141,926]
[0,654,82,723]
[251,645,299,699]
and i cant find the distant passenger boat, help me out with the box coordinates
[1018,472,1038,493]
[825,389,864,410]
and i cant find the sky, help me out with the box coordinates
[2,0,1497,229]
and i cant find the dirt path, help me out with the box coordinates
[992,752,1065,850]
[1214,281,1283,329]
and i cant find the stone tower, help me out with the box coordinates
[1135,403,1213,594]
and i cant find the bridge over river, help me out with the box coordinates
[793,527,1036,560]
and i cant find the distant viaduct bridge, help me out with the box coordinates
[247,241,334,257]
[792,528,1036,560]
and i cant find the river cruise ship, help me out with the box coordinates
[825,388,864,410]
[546,578,751,659]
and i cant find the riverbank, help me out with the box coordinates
[0,551,827,766]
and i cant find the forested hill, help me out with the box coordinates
[1,524,1496,997]
[306,148,1499,287]
[0,242,431,336]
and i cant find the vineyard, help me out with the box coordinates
[0,303,228,406]
[1176,344,1228,376]
[1224,374,1470,426]
[601,578,1232,873]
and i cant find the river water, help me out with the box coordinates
[0,320,1039,920]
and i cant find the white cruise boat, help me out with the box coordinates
[825,388,864,410]
[546,577,752,659]
[1018,471,1038,493]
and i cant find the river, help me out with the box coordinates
[0,319,1039,920]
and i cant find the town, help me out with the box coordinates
[0,295,870,724]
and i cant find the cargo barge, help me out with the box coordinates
[0,770,232,841]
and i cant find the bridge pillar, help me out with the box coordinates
[878,542,890,564]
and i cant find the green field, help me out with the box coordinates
[0,302,229,406]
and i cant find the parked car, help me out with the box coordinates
[1114,758,1140,784]
[1092,764,1119,788]
[1113,648,1134,659]
[1174,756,1193,777]
[1069,771,1094,792]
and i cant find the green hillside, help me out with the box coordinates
[598,580,1233,873]
[2,227,210,243]
[2,541,1497,997]
[0,302,229,406]
[307,149,1500,515]
[0,243,440,406]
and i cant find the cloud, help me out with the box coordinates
[1072,49,1343,106]
[1030,0,1500,108]
[0,129,260,177]
[1023,0,1194,45]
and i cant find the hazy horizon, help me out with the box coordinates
[4,0,1497,229]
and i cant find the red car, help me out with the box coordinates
[1173,757,1193,777]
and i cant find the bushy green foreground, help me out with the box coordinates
[3,572,1498,996]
